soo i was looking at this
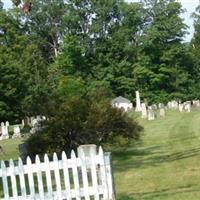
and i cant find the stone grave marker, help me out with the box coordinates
[179,104,184,112]
[148,108,155,120]
[184,103,191,112]
[141,103,147,119]
[19,143,27,163]
[1,122,9,139]
[160,108,165,117]
[135,91,142,112]
[12,126,21,138]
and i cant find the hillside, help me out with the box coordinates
[114,110,200,200]
[1,110,200,199]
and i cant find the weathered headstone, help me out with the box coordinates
[171,100,178,109]
[12,126,21,138]
[152,104,158,110]
[160,108,165,117]
[168,100,178,109]
[193,100,200,107]
[22,119,25,128]
[1,122,9,139]
[179,104,184,112]
[30,117,36,127]
[141,103,147,119]
[5,121,9,127]
[148,109,155,120]
[77,144,97,157]
[18,143,27,163]
[158,103,165,109]
[167,101,172,109]
[184,103,191,112]
[135,91,142,112]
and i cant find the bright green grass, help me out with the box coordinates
[0,138,23,160]
[1,110,200,199]
[114,109,200,200]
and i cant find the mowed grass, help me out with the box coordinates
[1,111,200,199]
[113,109,200,200]
[0,138,23,160]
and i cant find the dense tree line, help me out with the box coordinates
[1,0,200,122]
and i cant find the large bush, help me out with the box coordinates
[25,95,143,157]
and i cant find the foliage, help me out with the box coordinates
[25,94,143,157]
[1,0,200,121]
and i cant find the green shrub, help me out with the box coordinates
[25,95,143,157]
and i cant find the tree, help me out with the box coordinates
[190,3,200,99]
[25,93,143,157]
[133,0,190,102]
[19,0,67,62]
[0,6,51,121]
[57,0,146,99]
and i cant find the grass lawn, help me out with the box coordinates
[114,109,200,200]
[0,138,23,160]
[2,110,200,199]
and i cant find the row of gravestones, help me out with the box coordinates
[0,116,46,141]
[141,103,165,120]
[23,115,46,128]
[168,100,200,112]
[140,100,200,121]
[0,122,21,140]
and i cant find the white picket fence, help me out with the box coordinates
[0,146,115,200]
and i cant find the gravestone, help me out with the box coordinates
[31,117,36,127]
[77,144,98,181]
[148,109,155,120]
[168,100,178,109]
[19,143,27,163]
[160,108,165,117]
[179,104,184,112]
[22,119,25,128]
[171,100,178,109]
[141,103,147,119]
[12,126,21,138]
[1,122,9,139]
[184,103,191,112]
[77,144,97,157]
[167,101,172,109]
[135,91,142,112]
[193,100,200,107]
[152,104,158,110]
[158,103,165,109]
[5,121,9,127]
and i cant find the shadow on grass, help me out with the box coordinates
[113,146,200,172]
[117,194,136,200]
[121,183,200,200]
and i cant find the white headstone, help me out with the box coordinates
[1,122,9,139]
[12,126,21,138]
[152,104,158,110]
[141,103,147,119]
[193,100,200,107]
[22,119,25,127]
[135,91,142,112]
[148,109,155,120]
[5,121,9,127]
[158,103,165,109]
[184,103,191,112]
[179,104,184,112]
[160,108,165,117]
[77,144,97,157]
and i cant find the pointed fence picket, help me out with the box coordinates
[0,146,115,200]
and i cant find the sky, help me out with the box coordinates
[2,0,199,42]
